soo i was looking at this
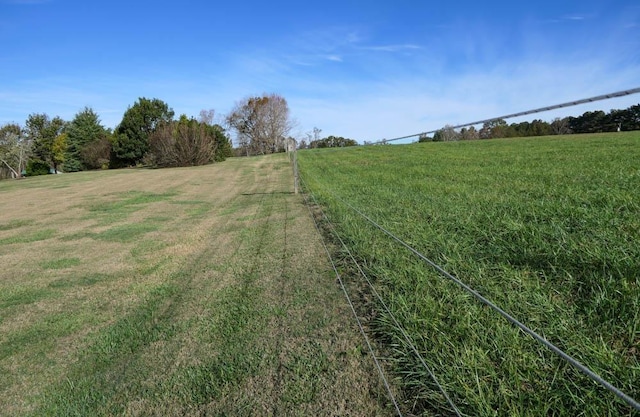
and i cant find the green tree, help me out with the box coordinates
[25,113,66,173]
[529,119,552,136]
[52,133,67,170]
[211,124,233,161]
[111,98,174,167]
[608,104,640,131]
[460,126,479,140]
[197,109,232,161]
[484,119,508,138]
[570,110,607,133]
[622,104,640,130]
[65,107,109,172]
[26,159,51,176]
[309,135,358,148]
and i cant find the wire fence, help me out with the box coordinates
[300,178,640,414]
[300,177,404,416]
[292,87,640,414]
[301,175,462,416]
[332,187,640,411]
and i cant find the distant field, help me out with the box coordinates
[0,154,392,416]
[298,132,640,416]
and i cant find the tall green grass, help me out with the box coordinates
[298,132,640,416]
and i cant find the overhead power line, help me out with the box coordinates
[370,87,640,144]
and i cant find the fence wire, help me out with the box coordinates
[301,175,462,416]
[319,187,640,412]
[300,182,404,416]
[296,87,640,413]
[370,87,640,144]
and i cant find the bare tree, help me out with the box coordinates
[198,109,215,126]
[80,134,111,170]
[550,117,572,135]
[0,123,31,179]
[148,118,217,167]
[434,125,460,141]
[226,93,293,156]
[303,126,321,149]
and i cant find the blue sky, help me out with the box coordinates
[1,0,639,144]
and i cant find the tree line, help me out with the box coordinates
[295,127,358,149]
[1,94,297,179]
[1,91,362,180]
[306,135,358,148]
[422,103,640,142]
[6,93,632,179]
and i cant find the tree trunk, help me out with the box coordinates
[1,158,20,178]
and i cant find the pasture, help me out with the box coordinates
[0,154,390,416]
[298,132,640,416]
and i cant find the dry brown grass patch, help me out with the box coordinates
[0,155,394,416]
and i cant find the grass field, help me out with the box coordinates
[298,132,640,416]
[0,154,393,416]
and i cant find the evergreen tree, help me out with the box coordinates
[111,98,174,167]
[210,124,233,161]
[64,107,107,172]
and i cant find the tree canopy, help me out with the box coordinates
[25,113,66,173]
[309,135,358,148]
[431,103,640,141]
[111,98,175,167]
[3,95,640,181]
[65,107,110,172]
[198,109,233,161]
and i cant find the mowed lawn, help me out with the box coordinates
[0,154,391,416]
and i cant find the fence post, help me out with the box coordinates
[293,143,298,194]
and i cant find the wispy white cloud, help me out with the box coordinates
[286,52,640,143]
[2,7,638,145]
[545,13,592,24]
[563,15,586,21]
[4,38,638,138]
[359,44,421,52]
[271,27,422,68]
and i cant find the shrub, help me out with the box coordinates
[81,135,111,170]
[26,159,51,176]
[148,118,217,168]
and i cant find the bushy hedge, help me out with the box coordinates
[26,160,51,176]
